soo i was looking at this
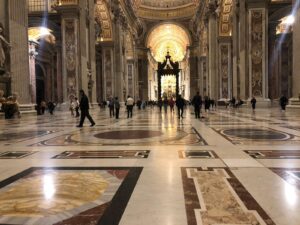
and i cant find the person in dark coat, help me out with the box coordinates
[250,96,256,111]
[47,101,55,115]
[77,89,95,127]
[157,98,163,112]
[114,97,120,119]
[108,97,115,118]
[176,95,185,118]
[204,96,210,112]
[192,92,202,119]
[280,95,288,111]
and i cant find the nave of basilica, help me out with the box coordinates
[1,0,300,225]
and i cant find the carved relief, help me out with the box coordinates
[220,44,230,99]
[219,0,233,36]
[104,50,112,99]
[128,64,133,96]
[250,9,264,97]
[95,0,113,41]
[200,24,208,56]
[64,19,77,97]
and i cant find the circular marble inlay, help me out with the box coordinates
[222,128,288,140]
[94,130,163,140]
[0,131,50,141]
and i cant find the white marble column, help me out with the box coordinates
[247,1,270,106]
[8,0,33,108]
[58,1,96,104]
[56,42,63,103]
[113,14,125,102]
[189,44,200,97]
[28,41,38,103]
[136,47,148,100]
[232,2,238,99]
[208,4,218,100]
[102,47,114,100]
[218,40,232,101]
[289,2,300,106]
[239,0,247,100]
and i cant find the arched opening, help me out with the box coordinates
[146,23,191,100]
[35,64,45,104]
[28,26,58,104]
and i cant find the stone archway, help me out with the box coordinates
[146,23,191,100]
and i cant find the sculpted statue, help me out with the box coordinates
[0,24,11,68]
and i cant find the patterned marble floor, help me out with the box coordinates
[1,106,300,225]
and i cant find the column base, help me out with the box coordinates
[217,98,230,106]
[19,104,36,113]
[247,98,271,107]
[287,97,300,108]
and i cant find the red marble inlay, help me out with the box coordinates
[94,130,163,140]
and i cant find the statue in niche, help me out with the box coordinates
[0,23,11,70]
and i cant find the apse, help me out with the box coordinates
[146,23,190,62]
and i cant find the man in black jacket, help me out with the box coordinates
[192,92,202,118]
[176,95,185,119]
[77,90,95,127]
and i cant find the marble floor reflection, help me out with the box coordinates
[1,106,300,224]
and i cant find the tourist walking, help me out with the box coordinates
[70,99,75,116]
[280,95,288,111]
[158,98,163,112]
[192,92,202,119]
[77,89,95,127]
[169,97,175,112]
[251,96,256,112]
[114,97,120,119]
[176,95,185,118]
[40,100,46,115]
[126,95,134,118]
[136,99,142,110]
[47,101,55,115]
[163,97,168,113]
[108,97,115,118]
[204,96,210,112]
[74,97,80,117]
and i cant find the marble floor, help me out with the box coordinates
[1,106,300,225]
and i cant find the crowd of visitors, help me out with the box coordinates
[35,100,56,115]
[0,86,293,124]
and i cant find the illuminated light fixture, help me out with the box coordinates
[285,15,295,25]
[39,27,51,36]
[100,37,104,42]
[276,15,295,34]
[28,27,54,42]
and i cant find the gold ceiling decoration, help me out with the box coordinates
[147,24,190,62]
[95,0,113,42]
[28,27,56,44]
[219,0,233,37]
[132,0,200,19]
[139,0,198,9]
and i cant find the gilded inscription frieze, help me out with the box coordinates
[219,0,233,36]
